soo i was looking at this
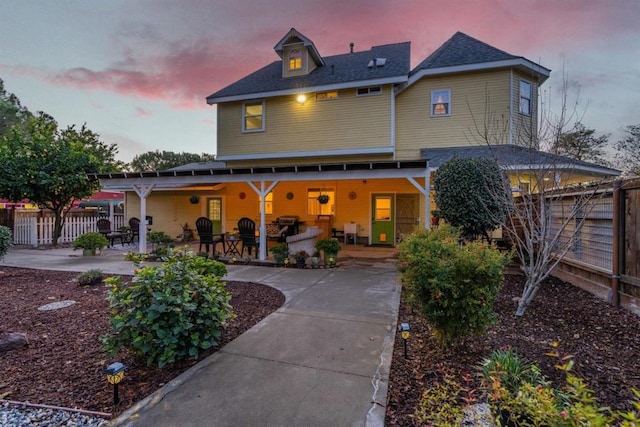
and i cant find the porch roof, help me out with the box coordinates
[421,145,621,177]
[89,160,429,191]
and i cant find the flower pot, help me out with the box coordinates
[82,248,96,256]
[311,257,319,269]
[296,258,306,268]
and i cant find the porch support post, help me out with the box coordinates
[247,180,279,261]
[132,184,155,254]
[405,162,432,229]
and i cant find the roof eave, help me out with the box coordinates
[206,75,408,104]
[408,58,551,86]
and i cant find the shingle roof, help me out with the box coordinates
[412,32,519,74]
[206,42,410,102]
[421,145,621,176]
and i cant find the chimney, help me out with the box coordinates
[349,42,354,53]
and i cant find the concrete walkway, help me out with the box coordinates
[2,246,401,427]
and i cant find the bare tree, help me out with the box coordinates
[471,76,617,316]
[614,124,640,177]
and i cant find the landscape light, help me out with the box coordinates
[397,323,411,359]
[105,362,125,405]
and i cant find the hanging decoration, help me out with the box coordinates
[317,194,329,204]
[189,195,200,204]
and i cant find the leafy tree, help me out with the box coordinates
[551,122,610,164]
[0,78,32,138]
[434,157,508,241]
[615,124,640,176]
[129,150,216,171]
[0,114,120,246]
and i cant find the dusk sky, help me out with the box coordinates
[1,1,638,163]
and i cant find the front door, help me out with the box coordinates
[207,197,223,234]
[371,193,395,245]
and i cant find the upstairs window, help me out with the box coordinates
[243,100,264,132]
[519,80,532,115]
[289,49,302,70]
[356,86,382,96]
[431,90,450,117]
[316,91,338,100]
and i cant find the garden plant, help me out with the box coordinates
[101,249,234,367]
[397,225,508,347]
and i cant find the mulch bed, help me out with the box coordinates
[385,274,640,426]
[0,267,284,417]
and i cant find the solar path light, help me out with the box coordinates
[105,362,125,405]
[397,323,411,359]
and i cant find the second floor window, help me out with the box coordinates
[289,49,302,70]
[357,86,382,96]
[243,100,264,132]
[431,90,450,117]
[519,80,532,115]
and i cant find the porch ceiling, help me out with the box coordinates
[89,160,429,191]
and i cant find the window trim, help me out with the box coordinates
[258,192,273,215]
[356,86,382,96]
[430,89,451,117]
[288,49,302,71]
[519,79,532,116]
[242,100,265,133]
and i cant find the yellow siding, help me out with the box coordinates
[395,70,511,160]
[511,70,539,147]
[217,86,393,158]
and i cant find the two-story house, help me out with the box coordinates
[93,28,619,258]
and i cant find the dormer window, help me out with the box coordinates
[289,49,302,70]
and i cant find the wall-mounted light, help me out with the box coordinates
[105,362,126,405]
[296,94,307,104]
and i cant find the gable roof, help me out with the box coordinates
[206,41,410,104]
[421,145,620,176]
[409,32,550,84]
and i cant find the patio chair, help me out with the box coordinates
[96,218,122,247]
[237,217,259,257]
[195,217,225,255]
[265,223,289,244]
[129,217,140,243]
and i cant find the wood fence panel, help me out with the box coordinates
[625,187,640,278]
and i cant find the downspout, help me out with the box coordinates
[390,86,396,160]
[611,180,622,306]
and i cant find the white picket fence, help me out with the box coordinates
[13,214,125,246]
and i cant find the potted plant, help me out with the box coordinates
[73,232,109,256]
[293,250,309,268]
[148,231,174,258]
[270,243,289,265]
[315,238,341,266]
[311,251,320,269]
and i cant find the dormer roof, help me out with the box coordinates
[274,27,325,67]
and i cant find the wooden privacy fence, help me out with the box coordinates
[551,177,640,315]
[8,211,125,246]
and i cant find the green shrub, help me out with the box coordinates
[77,269,104,286]
[479,348,545,399]
[101,249,233,367]
[148,230,173,245]
[270,243,289,264]
[72,232,109,250]
[0,225,12,260]
[397,225,508,347]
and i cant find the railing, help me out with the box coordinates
[12,212,125,246]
